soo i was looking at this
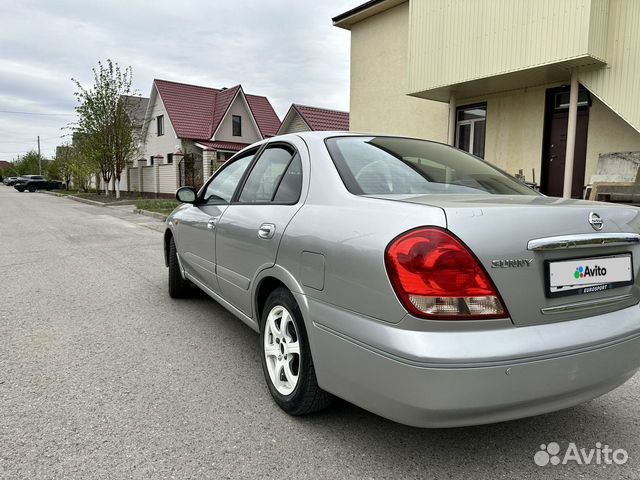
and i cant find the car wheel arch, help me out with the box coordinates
[253,266,306,325]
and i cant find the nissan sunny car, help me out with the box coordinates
[163,132,640,427]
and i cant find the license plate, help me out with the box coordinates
[546,253,634,298]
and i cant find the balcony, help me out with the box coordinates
[407,0,609,102]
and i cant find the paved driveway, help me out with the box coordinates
[1,186,639,479]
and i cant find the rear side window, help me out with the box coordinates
[326,136,537,196]
[239,145,300,204]
[273,154,302,203]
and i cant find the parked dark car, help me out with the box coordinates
[13,175,63,192]
[3,176,18,186]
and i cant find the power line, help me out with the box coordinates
[0,135,67,143]
[0,110,76,116]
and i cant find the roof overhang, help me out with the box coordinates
[411,56,607,103]
[333,0,405,30]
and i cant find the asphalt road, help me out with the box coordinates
[1,186,639,480]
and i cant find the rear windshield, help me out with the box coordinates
[325,136,537,196]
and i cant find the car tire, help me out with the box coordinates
[168,236,190,298]
[260,287,334,416]
[27,185,36,192]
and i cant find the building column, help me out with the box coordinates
[563,71,579,198]
[138,166,143,194]
[173,151,183,190]
[447,92,456,146]
[153,156,162,197]
[203,149,216,180]
[125,164,130,193]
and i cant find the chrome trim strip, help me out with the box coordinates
[527,233,640,251]
[541,294,636,315]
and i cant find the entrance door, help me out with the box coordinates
[541,87,590,198]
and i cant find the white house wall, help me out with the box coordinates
[141,88,181,164]
[214,93,263,143]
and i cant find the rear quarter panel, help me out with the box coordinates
[277,135,447,324]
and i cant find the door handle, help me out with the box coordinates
[207,218,218,230]
[258,223,276,239]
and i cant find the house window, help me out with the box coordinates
[167,153,173,164]
[232,115,242,136]
[554,89,590,110]
[219,152,234,163]
[456,104,486,158]
[149,155,154,166]
[157,115,164,136]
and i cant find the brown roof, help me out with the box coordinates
[153,79,280,141]
[196,140,250,152]
[293,104,350,131]
[0,160,12,169]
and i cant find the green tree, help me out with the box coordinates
[51,144,74,188]
[72,60,140,198]
[13,151,44,176]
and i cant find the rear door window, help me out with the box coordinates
[238,145,301,204]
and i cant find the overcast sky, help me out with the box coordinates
[0,0,362,160]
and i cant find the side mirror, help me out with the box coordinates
[176,186,197,204]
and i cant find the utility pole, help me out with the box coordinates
[37,135,42,175]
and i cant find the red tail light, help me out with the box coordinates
[385,227,508,320]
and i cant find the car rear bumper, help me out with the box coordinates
[301,295,640,427]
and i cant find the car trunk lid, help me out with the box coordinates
[373,194,640,326]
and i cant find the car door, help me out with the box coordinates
[176,149,257,294]
[215,140,307,316]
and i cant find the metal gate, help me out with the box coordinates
[178,152,203,189]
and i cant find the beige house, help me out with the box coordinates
[334,0,640,198]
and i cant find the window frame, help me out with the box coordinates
[232,142,302,206]
[156,115,164,136]
[232,115,242,137]
[455,102,486,158]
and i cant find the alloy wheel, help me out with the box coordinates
[263,305,300,395]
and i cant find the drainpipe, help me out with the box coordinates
[563,71,579,198]
[447,92,456,146]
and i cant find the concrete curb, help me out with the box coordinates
[133,209,167,222]
[40,191,137,207]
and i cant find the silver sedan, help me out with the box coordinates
[164,132,640,427]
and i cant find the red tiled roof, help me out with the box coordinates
[211,85,241,135]
[196,140,250,152]
[0,160,12,169]
[153,79,281,140]
[294,104,350,131]
[155,79,218,139]
[246,95,281,137]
